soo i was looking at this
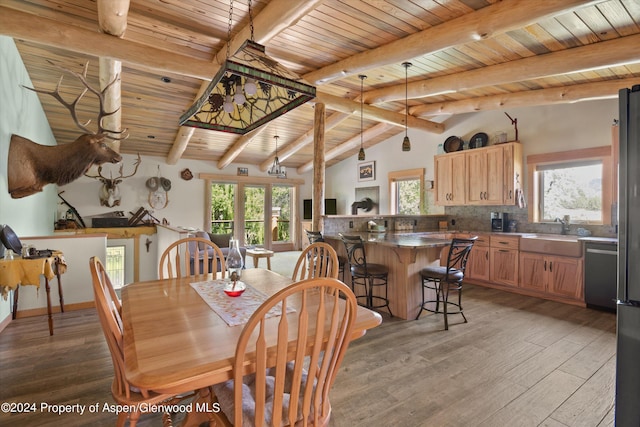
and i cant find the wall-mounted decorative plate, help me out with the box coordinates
[443,136,463,152]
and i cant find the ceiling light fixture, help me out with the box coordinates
[267,134,286,178]
[179,0,316,134]
[358,74,366,161]
[402,62,412,152]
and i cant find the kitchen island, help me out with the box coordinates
[324,232,451,320]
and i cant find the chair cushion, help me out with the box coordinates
[208,233,233,248]
[420,266,463,282]
[351,263,388,277]
[212,362,314,426]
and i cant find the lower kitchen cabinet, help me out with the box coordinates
[519,252,584,301]
[466,234,490,281]
[489,235,519,287]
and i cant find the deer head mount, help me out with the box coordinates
[85,153,141,207]
[8,61,128,199]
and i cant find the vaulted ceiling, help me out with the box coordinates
[2,0,639,174]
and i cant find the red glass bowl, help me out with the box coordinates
[223,281,246,297]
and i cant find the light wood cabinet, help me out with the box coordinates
[435,142,523,206]
[466,146,504,205]
[465,234,490,281]
[519,252,584,301]
[502,142,523,204]
[435,152,465,205]
[489,235,519,287]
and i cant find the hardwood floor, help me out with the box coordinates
[0,284,616,426]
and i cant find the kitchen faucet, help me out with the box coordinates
[555,215,571,235]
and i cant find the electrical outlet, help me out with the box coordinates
[349,221,354,228]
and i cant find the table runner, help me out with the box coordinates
[190,279,294,327]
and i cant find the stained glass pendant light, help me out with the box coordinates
[402,62,412,152]
[358,74,366,161]
[179,0,316,134]
[267,135,286,178]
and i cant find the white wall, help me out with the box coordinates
[324,99,618,214]
[19,235,107,312]
[0,37,58,323]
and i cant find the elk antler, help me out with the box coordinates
[22,61,129,140]
[117,153,142,180]
[85,153,141,181]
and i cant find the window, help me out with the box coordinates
[528,146,613,224]
[388,168,425,215]
[106,246,125,289]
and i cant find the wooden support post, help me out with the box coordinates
[313,103,326,232]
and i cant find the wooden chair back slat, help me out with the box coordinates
[159,237,226,279]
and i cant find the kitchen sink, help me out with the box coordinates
[519,234,583,257]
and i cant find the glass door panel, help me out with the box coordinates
[244,186,265,245]
[272,185,292,243]
[210,183,236,234]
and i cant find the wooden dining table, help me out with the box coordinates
[121,268,383,397]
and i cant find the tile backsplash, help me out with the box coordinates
[445,205,617,238]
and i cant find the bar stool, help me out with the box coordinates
[416,237,476,330]
[339,233,392,317]
[305,229,346,281]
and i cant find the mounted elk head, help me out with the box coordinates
[8,61,128,199]
[86,153,141,207]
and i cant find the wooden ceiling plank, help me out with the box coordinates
[364,33,640,104]
[410,76,638,116]
[303,0,601,85]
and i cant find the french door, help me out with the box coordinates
[209,181,295,251]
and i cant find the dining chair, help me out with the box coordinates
[158,236,226,279]
[340,233,393,317]
[292,242,340,281]
[211,277,358,427]
[304,229,346,280]
[415,237,477,330]
[89,256,203,427]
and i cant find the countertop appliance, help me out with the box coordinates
[584,240,617,312]
[616,84,640,425]
[490,212,510,232]
[490,212,503,232]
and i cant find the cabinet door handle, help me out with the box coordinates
[485,253,488,260]
[499,249,509,253]
[485,191,488,199]
[509,190,513,199]
[549,261,553,272]
[479,192,483,200]
[544,260,547,271]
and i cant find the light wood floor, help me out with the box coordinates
[0,284,616,427]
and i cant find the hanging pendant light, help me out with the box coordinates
[402,62,412,152]
[267,135,286,178]
[358,74,367,161]
[179,0,316,134]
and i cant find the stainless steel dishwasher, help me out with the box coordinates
[584,240,618,312]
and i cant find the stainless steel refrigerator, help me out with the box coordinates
[616,85,640,425]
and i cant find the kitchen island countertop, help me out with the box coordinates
[323,231,451,249]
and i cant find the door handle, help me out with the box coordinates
[549,261,553,272]
[544,260,547,271]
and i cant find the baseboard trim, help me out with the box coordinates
[14,301,95,319]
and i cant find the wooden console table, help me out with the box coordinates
[0,254,66,335]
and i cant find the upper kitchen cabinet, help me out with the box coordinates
[435,142,523,206]
[502,142,523,205]
[435,152,466,206]
[466,146,504,205]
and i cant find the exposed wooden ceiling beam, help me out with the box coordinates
[96,0,130,153]
[296,123,395,174]
[302,0,602,86]
[410,78,638,117]
[365,33,640,104]
[217,125,269,170]
[258,111,350,172]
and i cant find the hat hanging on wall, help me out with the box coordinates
[147,166,170,210]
